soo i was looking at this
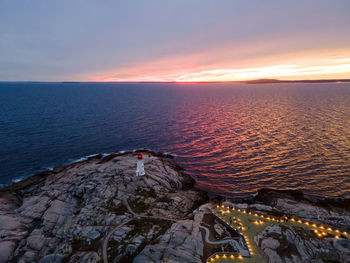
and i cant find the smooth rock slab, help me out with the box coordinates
[0,241,16,263]
[261,237,280,250]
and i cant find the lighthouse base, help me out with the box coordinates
[136,171,145,176]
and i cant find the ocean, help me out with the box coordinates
[0,82,349,198]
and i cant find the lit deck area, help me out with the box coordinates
[206,204,348,262]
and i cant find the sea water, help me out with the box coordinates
[1,82,349,198]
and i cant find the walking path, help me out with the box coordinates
[199,225,250,256]
[101,201,349,263]
[101,198,176,263]
[210,204,349,263]
[101,218,132,263]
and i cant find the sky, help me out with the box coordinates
[0,0,350,82]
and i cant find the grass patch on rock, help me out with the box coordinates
[135,188,157,198]
[157,195,172,203]
[128,199,149,214]
[107,198,128,215]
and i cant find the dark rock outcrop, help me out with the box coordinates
[0,151,208,263]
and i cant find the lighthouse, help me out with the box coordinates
[136,153,145,176]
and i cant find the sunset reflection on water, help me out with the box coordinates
[160,83,350,198]
[0,82,349,198]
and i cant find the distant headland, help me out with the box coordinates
[245,78,350,84]
[96,78,350,84]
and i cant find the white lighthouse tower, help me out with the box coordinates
[136,153,145,176]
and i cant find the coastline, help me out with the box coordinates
[0,150,176,190]
[4,149,349,201]
[3,149,349,209]
[0,150,349,262]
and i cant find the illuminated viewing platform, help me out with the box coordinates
[204,203,349,263]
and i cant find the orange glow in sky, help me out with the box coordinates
[92,48,350,82]
[2,1,350,81]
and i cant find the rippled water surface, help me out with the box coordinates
[1,82,350,197]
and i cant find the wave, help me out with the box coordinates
[12,176,26,183]
[67,153,104,164]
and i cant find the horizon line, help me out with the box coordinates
[1,78,350,84]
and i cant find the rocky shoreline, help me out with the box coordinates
[0,151,349,263]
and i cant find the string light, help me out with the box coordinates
[212,204,344,263]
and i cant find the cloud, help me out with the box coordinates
[1,0,350,81]
[90,47,350,82]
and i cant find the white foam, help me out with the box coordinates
[12,177,25,183]
[5,149,168,188]
[163,151,176,157]
[69,154,100,164]
[68,151,120,164]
